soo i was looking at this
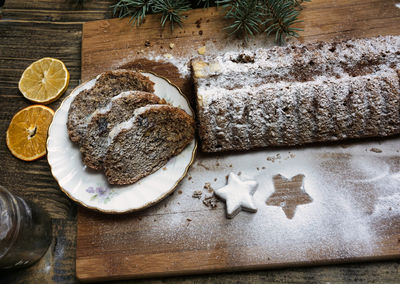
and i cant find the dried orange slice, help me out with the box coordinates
[6,105,54,161]
[18,57,70,104]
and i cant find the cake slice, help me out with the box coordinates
[80,91,166,170]
[103,105,195,185]
[67,70,154,144]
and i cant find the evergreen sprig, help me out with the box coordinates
[197,0,212,8]
[219,0,263,41]
[219,0,305,45]
[110,0,308,45]
[112,0,152,26]
[264,0,304,45]
[152,0,191,30]
[290,0,311,8]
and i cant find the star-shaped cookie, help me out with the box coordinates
[214,172,258,218]
[266,174,312,219]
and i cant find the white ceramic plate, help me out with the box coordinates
[47,72,196,213]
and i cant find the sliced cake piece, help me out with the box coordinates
[80,91,166,170]
[103,105,195,185]
[67,69,154,144]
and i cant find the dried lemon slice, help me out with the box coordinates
[6,105,54,161]
[18,57,70,104]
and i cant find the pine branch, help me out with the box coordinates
[109,0,309,45]
[152,0,191,30]
[112,0,153,26]
[218,0,263,41]
[197,0,211,8]
[290,0,311,9]
[264,0,303,45]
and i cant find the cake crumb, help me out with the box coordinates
[198,46,207,55]
[163,53,173,59]
[203,195,219,209]
[216,162,220,166]
[163,167,167,170]
[232,53,255,63]
[178,190,183,194]
[262,166,266,170]
[238,171,242,176]
[187,218,192,222]
[267,153,282,162]
[188,176,192,180]
[257,167,260,171]
[195,18,202,28]
[214,178,217,181]
[204,182,214,193]
[169,43,175,49]
[192,190,202,199]
[229,164,233,168]
[370,148,382,153]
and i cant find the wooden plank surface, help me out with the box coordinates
[0,1,114,283]
[77,0,400,282]
[1,0,400,283]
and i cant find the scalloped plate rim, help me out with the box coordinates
[46,71,197,214]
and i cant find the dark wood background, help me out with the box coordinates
[0,0,399,283]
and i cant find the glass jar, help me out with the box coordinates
[0,185,52,269]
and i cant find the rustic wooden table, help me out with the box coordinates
[0,1,399,283]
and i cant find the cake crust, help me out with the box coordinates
[193,36,400,152]
[103,105,195,185]
[67,69,155,144]
[80,91,166,170]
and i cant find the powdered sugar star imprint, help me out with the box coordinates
[266,174,313,219]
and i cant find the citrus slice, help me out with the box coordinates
[6,105,55,161]
[18,57,70,104]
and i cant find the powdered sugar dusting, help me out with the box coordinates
[118,34,276,79]
[108,104,161,142]
[147,53,192,78]
[193,35,400,152]
[92,138,400,265]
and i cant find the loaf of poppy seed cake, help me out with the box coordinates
[80,91,167,170]
[103,105,195,185]
[67,70,154,144]
[192,35,400,152]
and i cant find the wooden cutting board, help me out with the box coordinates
[76,0,400,281]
